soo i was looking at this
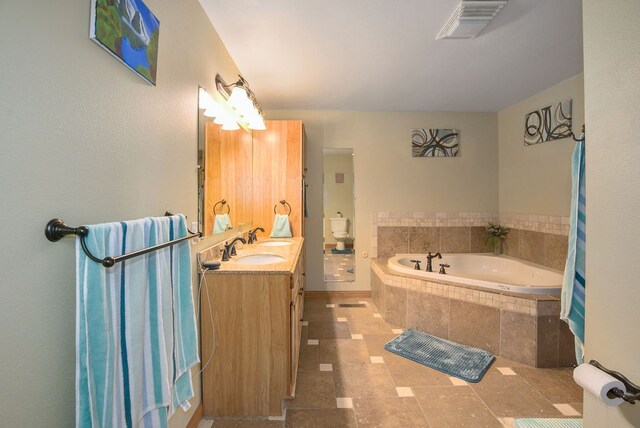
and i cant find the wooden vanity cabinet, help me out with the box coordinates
[200,245,305,417]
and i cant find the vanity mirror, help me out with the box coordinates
[197,86,253,237]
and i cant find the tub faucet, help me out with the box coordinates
[426,252,442,272]
[439,263,450,274]
[247,226,265,244]
[410,259,422,270]
[222,237,247,261]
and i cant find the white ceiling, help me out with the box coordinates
[198,0,583,112]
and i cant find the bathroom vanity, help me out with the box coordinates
[200,237,304,417]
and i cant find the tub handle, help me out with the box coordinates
[410,259,421,270]
[439,263,450,274]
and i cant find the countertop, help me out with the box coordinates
[203,237,303,275]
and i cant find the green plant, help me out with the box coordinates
[485,222,509,252]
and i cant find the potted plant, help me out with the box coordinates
[485,222,509,255]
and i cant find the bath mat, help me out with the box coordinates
[514,419,582,428]
[331,248,353,254]
[384,329,494,383]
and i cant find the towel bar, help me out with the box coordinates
[45,214,201,268]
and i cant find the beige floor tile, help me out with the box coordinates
[385,354,453,387]
[285,409,357,428]
[288,370,336,409]
[318,339,371,364]
[469,372,563,418]
[352,396,423,416]
[297,341,319,371]
[513,367,583,403]
[414,385,503,428]
[333,363,398,398]
[212,419,284,427]
[363,333,396,355]
[355,411,430,427]
[307,321,352,340]
[346,318,394,334]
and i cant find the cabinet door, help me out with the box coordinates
[252,120,304,237]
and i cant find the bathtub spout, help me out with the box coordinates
[426,252,442,272]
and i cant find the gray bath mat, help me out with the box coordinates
[515,419,583,428]
[384,329,494,383]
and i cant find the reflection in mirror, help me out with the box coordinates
[197,86,253,237]
[323,148,355,282]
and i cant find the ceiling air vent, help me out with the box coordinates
[436,0,508,40]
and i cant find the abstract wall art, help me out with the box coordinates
[412,129,460,157]
[524,99,572,145]
[90,0,160,85]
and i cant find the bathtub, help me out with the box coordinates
[387,253,562,295]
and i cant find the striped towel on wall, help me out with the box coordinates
[561,137,586,364]
[76,214,199,428]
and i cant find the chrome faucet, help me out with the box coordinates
[247,226,265,244]
[222,237,247,261]
[425,252,442,272]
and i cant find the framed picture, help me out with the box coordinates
[412,129,460,157]
[90,0,160,85]
[524,99,572,145]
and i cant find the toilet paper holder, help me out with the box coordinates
[590,360,640,404]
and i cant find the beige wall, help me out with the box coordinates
[0,0,240,425]
[498,74,584,217]
[323,153,355,246]
[267,110,499,291]
[583,1,640,426]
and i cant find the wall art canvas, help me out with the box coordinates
[412,129,460,157]
[90,0,160,85]
[524,99,572,145]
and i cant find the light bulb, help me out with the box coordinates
[198,88,213,109]
[228,86,249,109]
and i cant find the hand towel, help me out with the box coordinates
[270,213,293,238]
[561,137,586,364]
[76,214,198,428]
[213,213,232,234]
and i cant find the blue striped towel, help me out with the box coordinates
[561,136,586,364]
[76,214,199,427]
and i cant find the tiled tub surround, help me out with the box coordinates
[371,211,570,271]
[371,261,577,368]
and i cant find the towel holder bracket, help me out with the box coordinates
[45,218,88,242]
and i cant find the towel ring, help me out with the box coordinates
[213,199,230,215]
[273,199,292,216]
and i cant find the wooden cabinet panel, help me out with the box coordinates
[252,120,304,237]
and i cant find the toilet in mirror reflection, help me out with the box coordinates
[323,148,355,282]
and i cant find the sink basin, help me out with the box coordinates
[258,241,293,247]
[234,254,286,265]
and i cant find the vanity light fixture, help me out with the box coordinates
[216,74,267,131]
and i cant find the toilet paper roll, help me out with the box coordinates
[574,363,626,406]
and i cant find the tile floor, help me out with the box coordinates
[324,253,355,282]
[200,296,582,427]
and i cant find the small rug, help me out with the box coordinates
[515,419,583,428]
[384,329,494,383]
[331,248,353,254]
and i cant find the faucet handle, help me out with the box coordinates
[410,259,422,270]
[438,263,450,274]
